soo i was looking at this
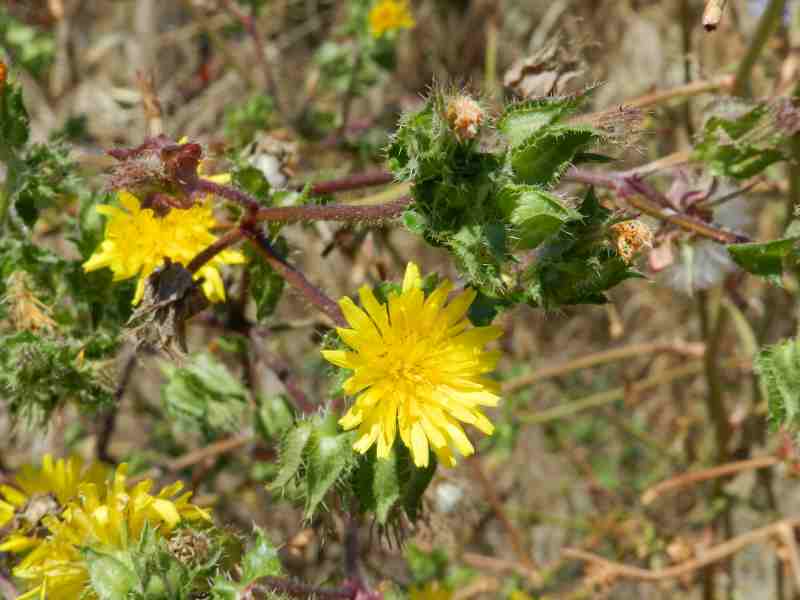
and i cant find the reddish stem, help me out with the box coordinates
[309,170,394,195]
[565,167,749,244]
[242,226,346,326]
[186,228,246,273]
[254,196,412,224]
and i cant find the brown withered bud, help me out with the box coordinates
[168,529,211,566]
[126,260,208,362]
[0,61,6,88]
[446,94,484,142]
[609,220,653,264]
[106,135,203,210]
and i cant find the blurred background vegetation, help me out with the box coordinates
[1,0,799,598]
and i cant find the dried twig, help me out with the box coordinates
[641,455,780,505]
[565,517,800,582]
[502,341,704,394]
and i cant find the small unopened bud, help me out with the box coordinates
[446,94,484,142]
[609,220,653,263]
[0,61,6,88]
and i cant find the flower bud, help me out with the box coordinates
[0,61,6,88]
[446,94,484,142]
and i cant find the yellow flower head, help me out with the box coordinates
[82,191,245,305]
[410,581,453,600]
[322,263,501,468]
[0,455,110,553]
[369,0,415,38]
[12,464,210,600]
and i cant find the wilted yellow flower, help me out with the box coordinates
[410,581,453,600]
[322,263,501,468]
[12,464,210,600]
[369,0,415,38]
[83,191,245,305]
[0,454,109,553]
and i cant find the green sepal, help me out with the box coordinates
[304,411,357,519]
[83,548,139,600]
[270,420,313,491]
[354,444,437,526]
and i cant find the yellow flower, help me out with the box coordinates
[369,0,415,38]
[83,191,245,305]
[12,464,210,600]
[410,582,453,600]
[322,262,501,468]
[0,455,110,553]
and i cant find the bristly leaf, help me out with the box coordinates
[509,126,600,187]
[498,184,581,250]
[496,95,585,148]
[522,188,643,308]
[756,337,800,432]
[240,527,283,583]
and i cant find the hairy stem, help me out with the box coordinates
[254,196,412,224]
[242,225,346,326]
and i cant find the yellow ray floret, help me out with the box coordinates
[368,0,415,38]
[0,454,110,553]
[83,191,245,305]
[12,463,210,600]
[322,262,502,468]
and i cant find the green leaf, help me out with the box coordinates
[497,96,584,148]
[224,94,274,148]
[498,184,581,249]
[0,76,29,158]
[510,126,599,187]
[83,548,139,600]
[304,412,356,519]
[248,236,287,321]
[728,237,799,281]
[693,104,786,179]
[270,420,313,490]
[160,354,248,435]
[756,337,800,431]
[0,9,55,76]
[210,578,240,600]
[256,393,295,443]
[232,165,272,205]
[241,527,283,583]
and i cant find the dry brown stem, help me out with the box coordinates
[641,455,781,505]
[565,516,800,582]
